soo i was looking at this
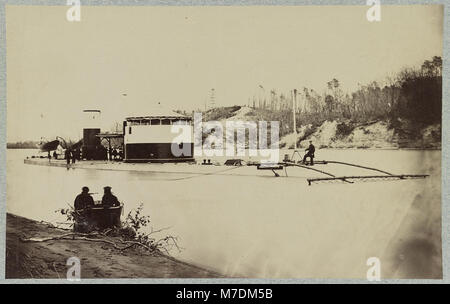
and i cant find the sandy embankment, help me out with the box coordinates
[6,213,221,279]
[279,120,441,149]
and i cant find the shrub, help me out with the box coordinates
[336,122,354,139]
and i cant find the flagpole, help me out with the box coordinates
[293,89,297,150]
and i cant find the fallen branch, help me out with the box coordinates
[149,226,172,235]
[20,233,157,252]
[154,235,181,253]
[20,233,80,243]
[63,236,132,250]
[121,240,153,252]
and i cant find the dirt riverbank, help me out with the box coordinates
[5,213,221,279]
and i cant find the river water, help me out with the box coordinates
[6,149,442,278]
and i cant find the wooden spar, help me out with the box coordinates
[314,160,394,176]
[285,163,356,184]
[282,162,336,177]
[307,174,429,185]
[254,160,427,185]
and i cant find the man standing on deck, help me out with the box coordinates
[101,186,120,208]
[302,140,315,165]
[71,149,76,164]
[65,149,71,166]
[74,186,95,210]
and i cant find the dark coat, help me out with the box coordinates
[306,144,315,155]
[74,193,95,210]
[101,193,120,207]
[65,149,72,160]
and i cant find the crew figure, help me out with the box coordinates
[74,186,95,210]
[303,140,315,165]
[112,148,118,160]
[71,149,77,164]
[101,186,120,208]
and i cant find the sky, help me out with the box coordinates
[6,5,443,142]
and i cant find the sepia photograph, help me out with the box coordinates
[4,3,444,281]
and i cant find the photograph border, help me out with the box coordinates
[0,0,448,284]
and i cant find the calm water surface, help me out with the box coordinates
[7,149,441,278]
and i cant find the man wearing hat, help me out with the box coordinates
[302,140,316,166]
[101,186,120,208]
[74,186,95,210]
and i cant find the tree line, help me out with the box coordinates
[7,141,39,149]
[246,56,442,137]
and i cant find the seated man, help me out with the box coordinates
[74,186,95,210]
[101,186,120,208]
[302,140,315,165]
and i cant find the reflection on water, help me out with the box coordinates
[7,149,441,278]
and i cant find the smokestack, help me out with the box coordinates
[82,110,101,160]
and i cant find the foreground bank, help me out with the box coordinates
[5,213,221,279]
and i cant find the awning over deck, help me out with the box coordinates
[95,133,124,139]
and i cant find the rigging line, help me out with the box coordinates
[165,165,245,181]
[323,160,394,176]
[307,174,429,184]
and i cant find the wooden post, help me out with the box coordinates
[293,89,297,150]
[108,138,112,161]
